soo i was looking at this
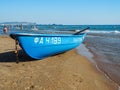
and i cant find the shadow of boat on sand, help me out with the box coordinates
[0,50,34,62]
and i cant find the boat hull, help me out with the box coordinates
[10,33,86,59]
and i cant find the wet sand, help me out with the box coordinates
[0,36,118,90]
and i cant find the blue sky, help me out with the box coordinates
[0,0,120,24]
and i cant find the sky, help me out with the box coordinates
[0,0,120,25]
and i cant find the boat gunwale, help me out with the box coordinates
[10,32,86,37]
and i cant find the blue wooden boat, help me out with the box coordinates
[10,29,87,60]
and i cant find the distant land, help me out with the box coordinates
[0,22,36,25]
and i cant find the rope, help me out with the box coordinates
[15,39,19,63]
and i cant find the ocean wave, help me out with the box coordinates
[86,30,120,34]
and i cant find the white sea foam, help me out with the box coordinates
[115,30,120,34]
[85,30,120,34]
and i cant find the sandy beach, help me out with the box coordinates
[0,36,118,90]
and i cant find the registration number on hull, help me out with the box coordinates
[34,37,61,45]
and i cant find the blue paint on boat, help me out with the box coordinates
[10,32,86,59]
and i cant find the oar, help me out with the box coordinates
[73,27,90,35]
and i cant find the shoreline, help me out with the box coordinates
[84,43,120,87]
[0,36,118,90]
[77,44,120,88]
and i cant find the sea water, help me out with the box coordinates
[0,24,120,85]
[85,32,120,85]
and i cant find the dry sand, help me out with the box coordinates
[0,36,118,90]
